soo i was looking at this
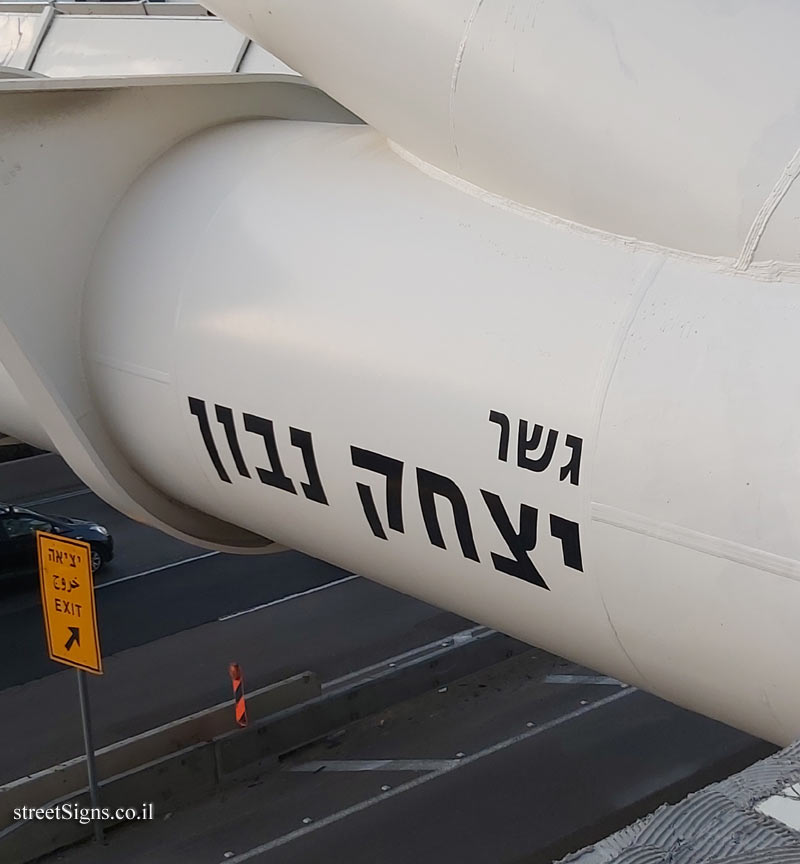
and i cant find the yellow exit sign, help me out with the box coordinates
[37,532,103,674]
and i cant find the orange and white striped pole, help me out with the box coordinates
[229,662,247,727]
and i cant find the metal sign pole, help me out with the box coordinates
[76,669,104,845]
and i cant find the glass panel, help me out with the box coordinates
[4,517,51,538]
[33,15,245,77]
[0,12,48,71]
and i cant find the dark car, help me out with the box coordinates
[0,504,114,579]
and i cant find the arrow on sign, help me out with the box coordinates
[65,627,80,651]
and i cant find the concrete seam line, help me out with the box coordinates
[288,759,462,773]
[213,744,222,787]
[322,625,493,691]
[735,143,800,270]
[218,688,637,863]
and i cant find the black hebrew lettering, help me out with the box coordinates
[517,419,559,472]
[243,413,296,494]
[481,491,548,589]
[417,468,480,562]
[549,514,584,572]
[351,447,404,539]
[489,410,511,462]
[188,397,231,484]
[559,435,583,486]
[492,410,582,487]
[356,482,387,539]
[290,427,328,505]
[215,404,251,479]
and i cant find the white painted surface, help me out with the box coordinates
[83,119,644,699]
[238,43,298,76]
[0,363,51,451]
[3,0,800,748]
[203,0,800,263]
[74,117,800,743]
[0,76,357,555]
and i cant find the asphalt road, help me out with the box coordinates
[1,472,352,689]
[0,456,471,781]
[49,653,774,864]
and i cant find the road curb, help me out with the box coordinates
[0,673,319,836]
[217,626,521,778]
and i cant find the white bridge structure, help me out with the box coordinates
[2,1,800,752]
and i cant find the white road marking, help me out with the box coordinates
[21,488,91,507]
[218,574,359,621]
[545,674,626,686]
[17,490,357,614]
[97,551,220,589]
[218,688,637,863]
[289,759,461,773]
